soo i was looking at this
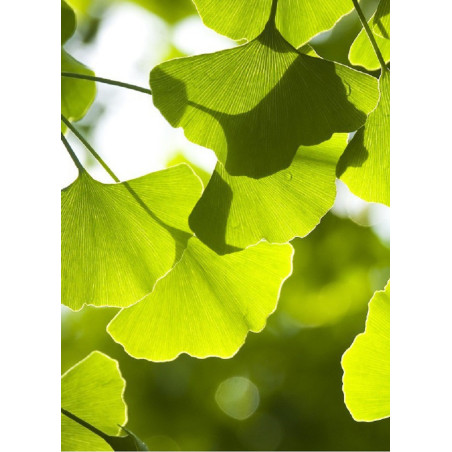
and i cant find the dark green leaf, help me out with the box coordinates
[150,21,379,178]
[189,134,348,254]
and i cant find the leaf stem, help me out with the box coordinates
[61,115,120,183]
[61,133,85,173]
[351,0,388,73]
[61,408,111,442]
[61,72,152,95]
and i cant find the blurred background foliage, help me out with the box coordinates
[62,0,390,449]
[62,210,389,450]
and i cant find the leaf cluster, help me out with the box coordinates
[61,0,390,447]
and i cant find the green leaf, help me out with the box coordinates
[150,22,379,178]
[62,409,149,451]
[338,71,389,206]
[373,0,390,39]
[276,0,355,48]
[61,164,203,310]
[62,0,76,44]
[341,281,390,422]
[193,0,354,48]
[107,238,293,361]
[189,134,348,254]
[61,49,97,127]
[117,426,149,451]
[349,11,390,71]
[61,351,127,451]
[61,1,96,131]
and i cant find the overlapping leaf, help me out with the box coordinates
[341,281,390,421]
[108,238,293,361]
[150,17,379,178]
[61,1,96,131]
[373,0,390,39]
[189,134,348,254]
[349,3,390,71]
[62,164,202,310]
[193,0,354,48]
[61,351,127,451]
[338,71,390,206]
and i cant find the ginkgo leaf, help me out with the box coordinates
[61,1,96,131]
[338,71,389,206]
[189,134,348,254]
[61,164,202,310]
[61,351,127,451]
[61,0,76,44]
[193,0,354,48]
[61,49,96,126]
[150,18,379,178]
[373,0,390,39]
[107,238,293,361]
[341,281,390,422]
[349,12,390,71]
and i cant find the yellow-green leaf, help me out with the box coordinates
[61,351,127,451]
[193,0,354,48]
[61,49,96,126]
[349,11,390,71]
[108,238,293,361]
[61,164,202,310]
[189,134,348,254]
[341,281,390,421]
[338,71,390,206]
[373,0,390,39]
[61,1,96,131]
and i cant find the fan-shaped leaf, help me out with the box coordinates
[61,49,96,126]
[61,0,76,44]
[341,281,390,422]
[61,1,96,131]
[108,238,293,361]
[61,164,202,310]
[338,71,389,206]
[189,134,347,254]
[193,0,354,48]
[349,11,390,71]
[61,351,127,451]
[150,21,379,178]
[373,0,390,39]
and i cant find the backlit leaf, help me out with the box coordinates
[193,0,354,48]
[189,134,347,254]
[373,0,390,39]
[61,351,127,451]
[107,238,293,361]
[349,11,390,71]
[61,49,96,126]
[338,71,390,206]
[341,281,390,421]
[61,1,96,131]
[150,20,379,178]
[61,164,202,310]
